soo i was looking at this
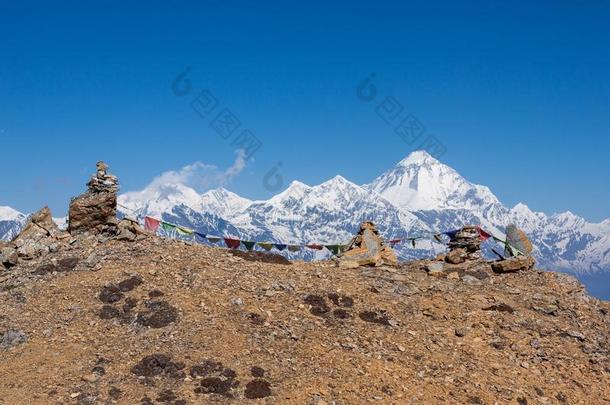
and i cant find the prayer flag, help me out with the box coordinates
[325,245,343,255]
[176,226,194,236]
[274,244,287,251]
[224,238,241,249]
[242,241,256,251]
[144,217,160,233]
[257,242,274,251]
[194,231,207,239]
[411,239,416,248]
[206,236,222,244]
[306,244,324,250]
[477,226,492,242]
[288,245,301,252]
[161,222,175,233]
[443,229,460,241]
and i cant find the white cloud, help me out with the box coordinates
[145,149,247,192]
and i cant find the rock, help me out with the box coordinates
[1,247,18,268]
[426,263,444,276]
[339,221,398,267]
[446,225,483,262]
[491,257,535,273]
[505,224,533,257]
[0,329,28,349]
[445,248,466,264]
[69,191,117,235]
[68,162,119,235]
[462,275,482,286]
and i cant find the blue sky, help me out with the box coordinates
[1,1,609,221]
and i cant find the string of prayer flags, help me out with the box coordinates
[242,241,256,251]
[257,242,274,251]
[224,238,241,249]
[144,217,160,233]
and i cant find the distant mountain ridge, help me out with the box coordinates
[2,152,609,274]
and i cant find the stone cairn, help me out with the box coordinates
[87,161,119,194]
[68,161,119,235]
[445,225,482,264]
[339,221,399,268]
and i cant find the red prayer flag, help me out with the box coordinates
[477,226,492,242]
[224,238,241,249]
[305,244,324,250]
[144,217,160,233]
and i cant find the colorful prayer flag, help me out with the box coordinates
[274,244,287,251]
[242,241,256,251]
[390,239,402,248]
[325,245,343,255]
[287,245,301,252]
[161,222,175,233]
[144,217,161,233]
[257,242,274,251]
[477,226,492,242]
[176,226,194,236]
[305,244,324,250]
[443,230,460,241]
[224,238,241,249]
[194,231,207,239]
[206,236,222,244]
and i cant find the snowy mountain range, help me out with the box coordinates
[2,151,609,275]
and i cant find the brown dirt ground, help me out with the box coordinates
[1,237,610,404]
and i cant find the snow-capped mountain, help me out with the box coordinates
[0,206,27,242]
[113,151,609,273]
[3,151,609,275]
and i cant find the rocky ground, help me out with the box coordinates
[1,232,610,404]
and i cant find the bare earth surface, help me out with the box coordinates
[1,235,610,404]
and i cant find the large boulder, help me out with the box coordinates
[68,162,119,235]
[1,207,69,266]
[491,256,536,273]
[69,191,117,235]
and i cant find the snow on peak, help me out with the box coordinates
[367,153,501,212]
[0,206,25,221]
[201,187,253,219]
[397,150,437,166]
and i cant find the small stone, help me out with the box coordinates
[447,272,460,280]
[82,373,100,383]
[462,275,482,286]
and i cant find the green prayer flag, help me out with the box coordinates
[161,222,175,232]
[242,241,256,251]
[257,242,274,251]
[206,237,222,243]
[325,245,343,255]
[287,245,301,252]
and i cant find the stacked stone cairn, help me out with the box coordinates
[444,225,482,264]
